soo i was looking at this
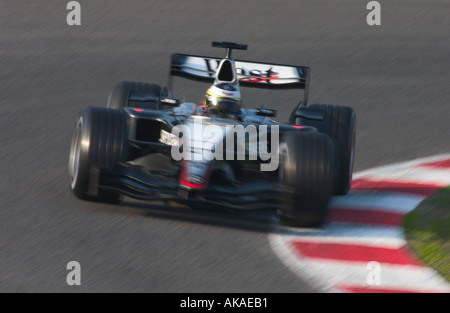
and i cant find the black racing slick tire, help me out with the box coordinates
[278,131,335,227]
[68,107,129,202]
[106,81,162,110]
[295,104,356,195]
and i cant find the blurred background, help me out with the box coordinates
[0,0,449,292]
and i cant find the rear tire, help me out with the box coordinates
[278,131,335,227]
[68,107,129,202]
[294,104,356,195]
[107,81,163,110]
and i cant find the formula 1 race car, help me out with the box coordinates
[68,41,356,227]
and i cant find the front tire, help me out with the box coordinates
[278,131,335,227]
[68,107,129,202]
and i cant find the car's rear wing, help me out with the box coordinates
[169,53,310,106]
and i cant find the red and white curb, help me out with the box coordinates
[269,154,450,293]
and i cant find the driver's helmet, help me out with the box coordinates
[204,83,242,117]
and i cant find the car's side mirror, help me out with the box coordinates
[160,98,180,107]
[257,108,276,117]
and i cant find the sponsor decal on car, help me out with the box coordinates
[159,129,180,146]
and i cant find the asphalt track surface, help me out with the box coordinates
[1,1,449,292]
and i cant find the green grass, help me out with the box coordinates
[404,186,450,282]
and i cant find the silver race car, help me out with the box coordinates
[68,41,356,227]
